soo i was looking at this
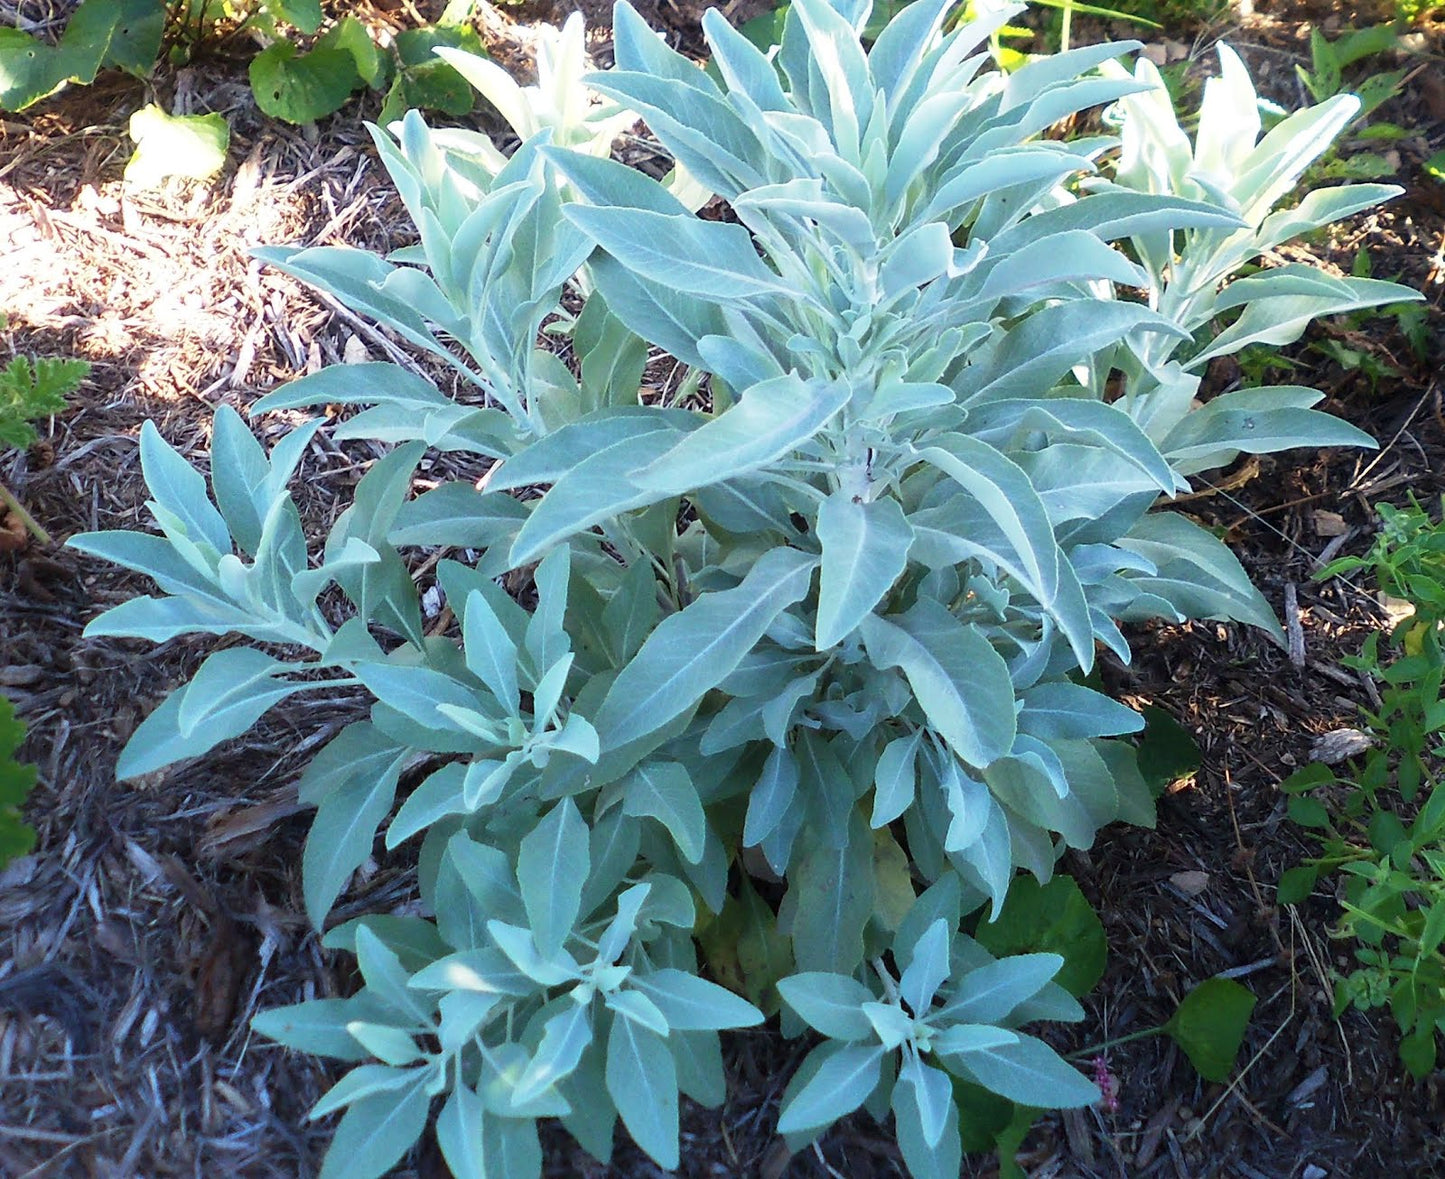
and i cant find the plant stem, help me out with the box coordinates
[0,479,50,545]
[1065,1024,1165,1060]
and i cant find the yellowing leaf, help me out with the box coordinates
[125,104,229,187]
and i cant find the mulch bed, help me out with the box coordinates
[1,0,1443,1175]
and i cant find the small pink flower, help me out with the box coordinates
[1093,1055,1120,1114]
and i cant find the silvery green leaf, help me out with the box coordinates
[250,362,446,415]
[114,654,304,779]
[795,729,857,850]
[389,483,527,549]
[353,662,486,736]
[964,398,1178,494]
[298,721,409,807]
[1159,386,1375,472]
[354,924,434,1027]
[815,493,913,650]
[343,1022,424,1066]
[1018,682,1142,740]
[629,968,764,1031]
[1230,93,1358,225]
[253,248,475,384]
[594,883,650,966]
[69,531,228,604]
[79,595,265,643]
[581,810,643,919]
[871,730,920,828]
[209,406,273,556]
[543,145,691,215]
[701,7,788,111]
[622,762,706,864]
[518,797,589,957]
[776,1042,886,1136]
[859,602,1015,770]
[175,648,300,738]
[670,1028,727,1107]
[304,760,405,928]
[387,763,468,849]
[634,374,849,496]
[488,921,580,987]
[744,745,800,847]
[1118,511,1281,637]
[947,794,1013,919]
[1256,182,1400,253]
[953,300,1187,405]
[436,1085,486,1179]
[1188,277,1419,367]
[490,409,692,491]
[513,1001,593,1107]
[788,812,874,974]
[316,1073,431,1179]
[893,1059,962,1179]
[861,1001,913,1051]
[463,590,520,715]
[605,988,669,1035]
[310,1063,423,1120]
[593,547,817,750]
[530,654,574,731]
[946,1030,1099,1108]
[601,559,660,665]
[564,205,786,301]
[140,421,231,556]
[900,919,950,1015]
[587,71,765,198]
[777,972,876,1040]
[409,948,531,997]
[606,1013,680,1170]
[524,543,572,679]
[898,1053,954,1150]
[252,999,372,1061]
[586,251,729,370]
[934,953,1064,1025]
[921,147,1095,226]
[508,431,677,567]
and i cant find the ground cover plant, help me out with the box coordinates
[1282,495,1445,1079]
[0,0,485,134]
[58,0,1424,1173]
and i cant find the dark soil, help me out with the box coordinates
[1,0,1443,1176]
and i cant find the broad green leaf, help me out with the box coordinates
[250,41,363,125]
[973,875,1106,997]
[517,798,589,957]
[859,602,1016,769]
[815,492,914,649]
[1164,977,1256,1081]
[593,547,816,749]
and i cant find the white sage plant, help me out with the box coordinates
[70,0,1420,1175]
